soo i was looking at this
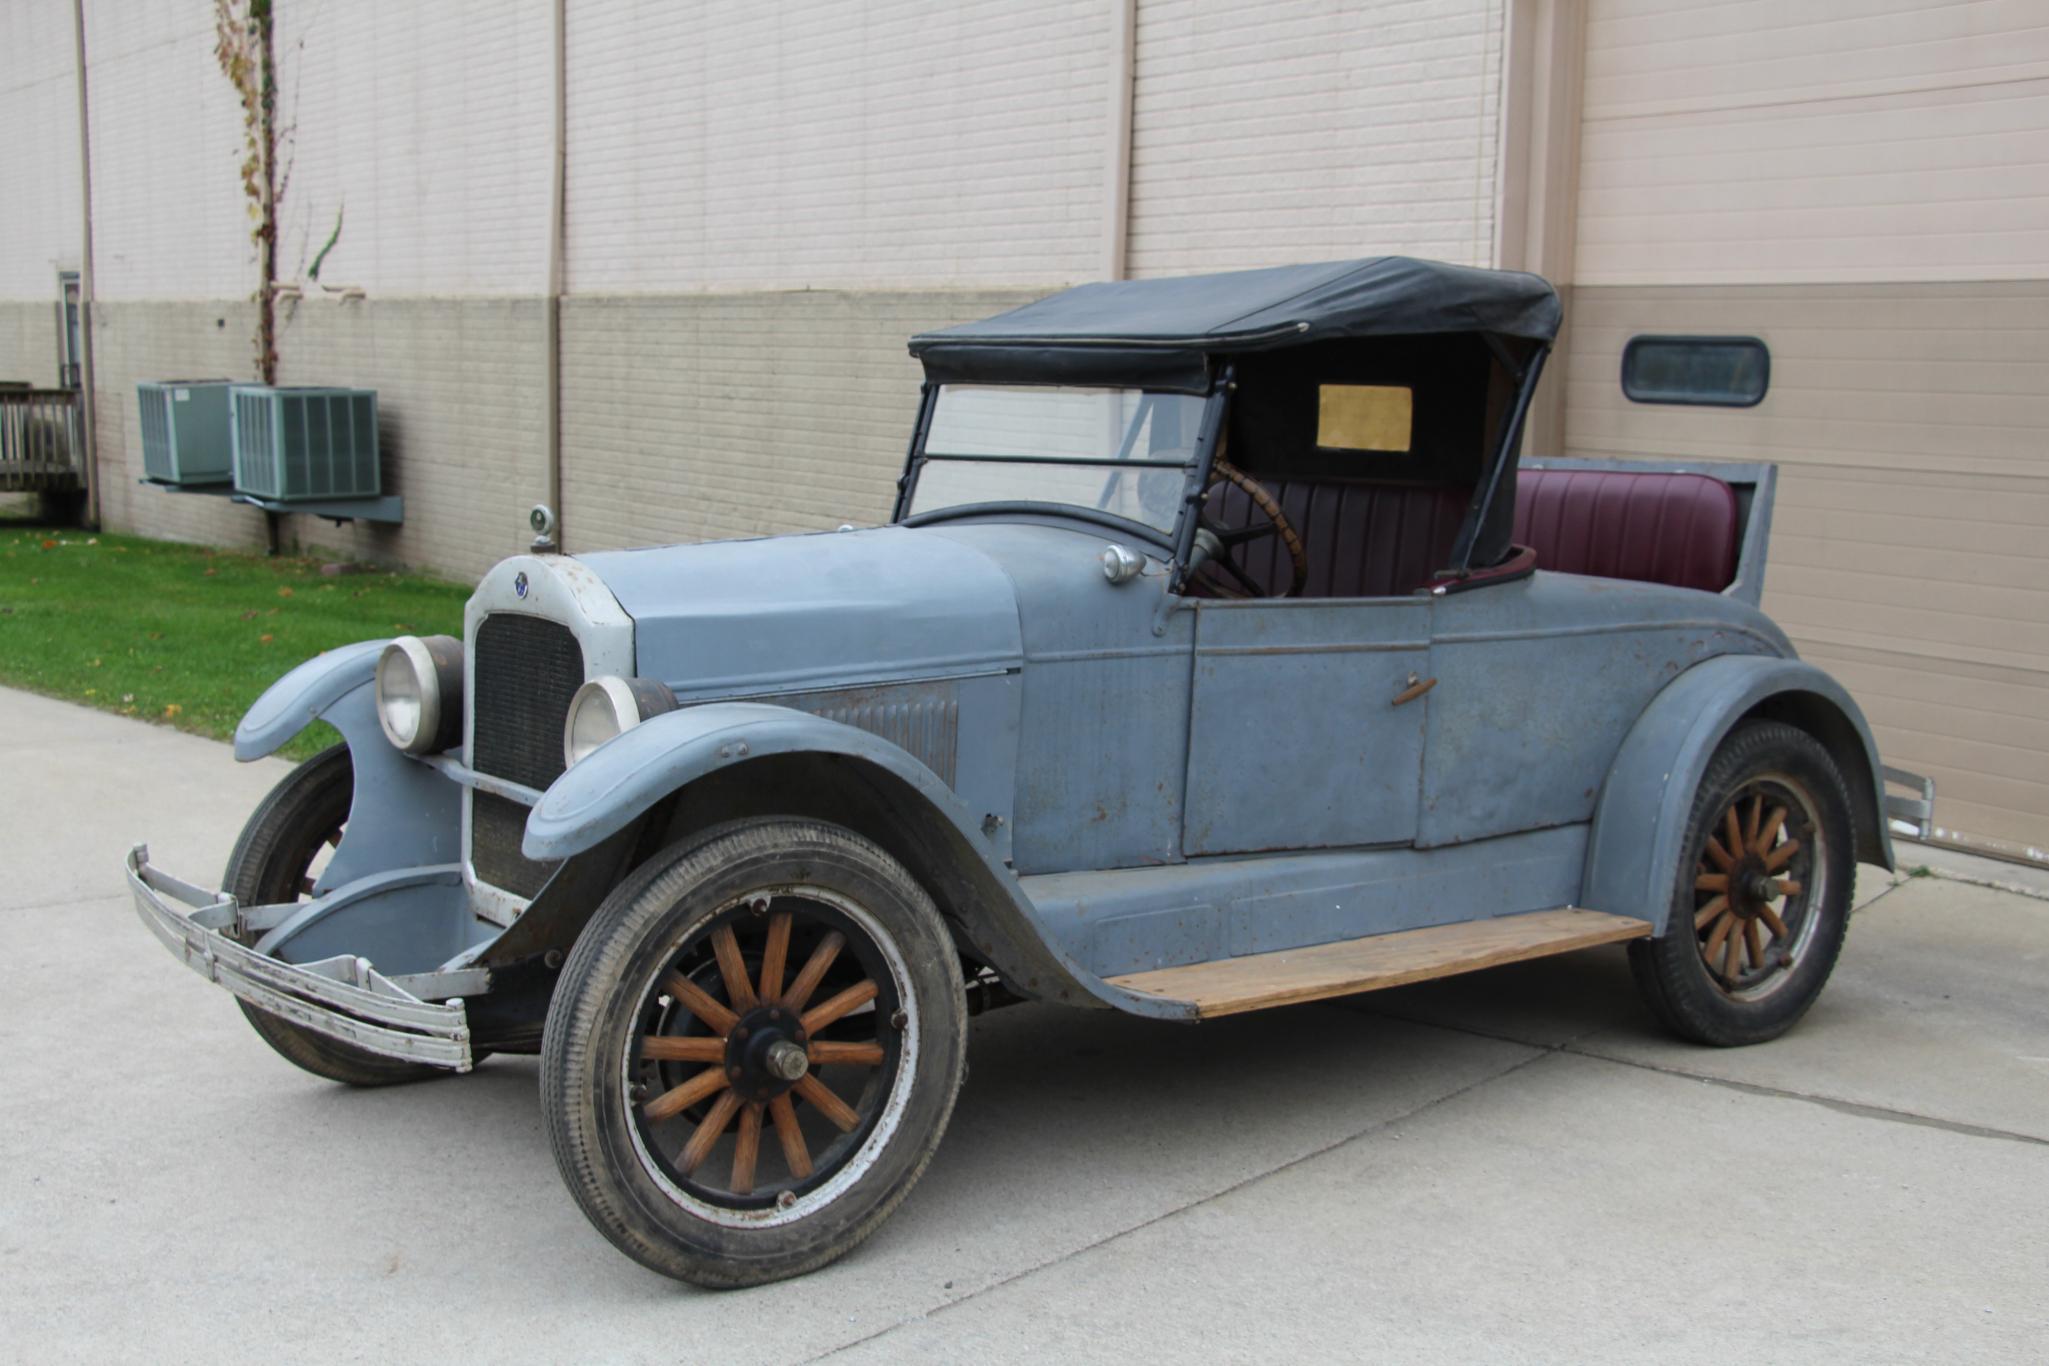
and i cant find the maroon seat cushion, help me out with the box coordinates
[1513,467,1739,593]
[1205,479,1470,598]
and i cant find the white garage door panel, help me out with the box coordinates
[1561,281,2049,854]
[1584,0,2049,119]
[1575,1,2049,285]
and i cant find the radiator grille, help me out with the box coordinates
[471,612,585,792]
[470,791,558,900]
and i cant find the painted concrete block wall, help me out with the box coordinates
[559,290,1035,552]
[268,299,548,579]
[83,1,253,300]
[87,301,266,551]
[274,0,553,295]
[0,5,82,300]
[564,0,1109,292]
[1127,0,1505,276]
[1576,0,2049,284]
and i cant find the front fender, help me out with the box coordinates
[1582,655,1892,933]
[232,639,462,887]
[524,703,1193,1019]
[233,639,388,761]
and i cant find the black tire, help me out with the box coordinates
[1628,720,1856,1046]
[223,743,448,1086]
[541,818,969,1288]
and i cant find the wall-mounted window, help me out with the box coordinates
[1316,384,1413,451]
[1621,335,1769,408]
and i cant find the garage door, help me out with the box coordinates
[1560,2,2049,860]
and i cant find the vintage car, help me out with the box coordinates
[127,257,1930,1287]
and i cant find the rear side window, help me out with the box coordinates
[1316,384,1413,451]
[1621,336,1769,408]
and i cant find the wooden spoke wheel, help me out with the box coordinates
[1629,721,1854,1047]
[1689,779,1820,999]
[541,818,968,1288]
[629,894,906,1210]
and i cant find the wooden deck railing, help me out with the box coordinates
[0,387,85,493]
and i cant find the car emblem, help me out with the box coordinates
[513,572,529,600]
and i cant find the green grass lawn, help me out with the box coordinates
[0,523,470,761]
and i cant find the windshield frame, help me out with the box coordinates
[892,381,1228,557]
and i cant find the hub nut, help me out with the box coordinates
[766,1040,809,1083]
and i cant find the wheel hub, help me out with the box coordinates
[724,1006,811,1103]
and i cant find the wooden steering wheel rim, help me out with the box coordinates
[1206,458,1310,597]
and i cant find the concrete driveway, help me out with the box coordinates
[1,685,2043,1363]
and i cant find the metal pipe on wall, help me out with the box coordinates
[539,0,567,552]
[1103,0,1136,282]
[70,0,100,528]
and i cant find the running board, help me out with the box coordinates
[1105,908,1652,1019]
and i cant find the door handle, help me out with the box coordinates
[1392,674,1437,707]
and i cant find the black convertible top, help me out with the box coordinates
[910,256,1560,391]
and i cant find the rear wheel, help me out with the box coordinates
[541,818,968,1288]
[222,744,449,1086]
[1629,721,1855,1046]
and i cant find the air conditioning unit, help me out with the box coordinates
[230,385,380,501]
[137,380,235,485]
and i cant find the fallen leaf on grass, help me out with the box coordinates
[40,539,56,549]
[277,586,294,598]
[162,703,182,719]
[239,611,258,620]
[260,633,274,643]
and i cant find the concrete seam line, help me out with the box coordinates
[1563,1046,2049,1150]
[801,1041,1553,1363]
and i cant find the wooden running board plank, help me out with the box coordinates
[1106,908,1651,1019]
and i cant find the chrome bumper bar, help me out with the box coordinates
[124,845,474,1071]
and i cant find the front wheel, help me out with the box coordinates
[223,744,450,1086]
[540,818,969,1288]
[1629,720,1856,1046]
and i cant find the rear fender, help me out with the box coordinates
[524,703,1187,1017]
[233,639,462,887]
[1583,655,1892,933]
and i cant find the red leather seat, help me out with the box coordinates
[1206,479,1469,599]
[1513,467,1739,593]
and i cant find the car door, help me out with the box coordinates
[1181,597,1432,855]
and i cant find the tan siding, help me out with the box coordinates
[275,1,554,296]
[1576,1,2049,285]
[82,1,252,300]
[558,291,1034,552]
[1127,0,1504,276]
[563,1,1109,292]
[1561,281,2049,854]
[0,302,61,389]
[0,4,81,299]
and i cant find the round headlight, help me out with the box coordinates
[375,635,463,755]
[563,675,676,768]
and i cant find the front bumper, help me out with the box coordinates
[125,845,474,1071]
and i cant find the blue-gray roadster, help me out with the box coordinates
[127,257,1930,1286]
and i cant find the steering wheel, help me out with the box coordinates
[1193,458,1310,598]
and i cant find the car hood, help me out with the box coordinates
[577,525,1029,698]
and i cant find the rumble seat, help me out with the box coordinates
[1513,466,1740,594]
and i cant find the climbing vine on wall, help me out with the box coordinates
[213,0,286,383]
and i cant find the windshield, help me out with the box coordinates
[904,386,1208,534]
